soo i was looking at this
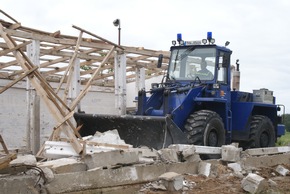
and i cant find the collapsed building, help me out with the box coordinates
[0,10,290,194]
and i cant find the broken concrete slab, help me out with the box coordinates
[0,174,39,194]
[158,148,179,163]
[221,145,242,162]
[168,144,221,155]
[83,150,139,169]
[241,153,290,169]
[244,146,290,156]
[38,158,86,174]
[45,161,199,193]
[159,172,184,191]
[10,154,37,166]
[43,141,122,159]
[89,129,130,146]
[131,147,158,159]
[241,173,267,194]
[275,165,289,176]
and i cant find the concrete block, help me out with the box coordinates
[241,173,267,194]
[198,161,228,178]
[221,145,242,162]
[10,154,37,166]
[38,158,87,174]
[84,150,139,169]
[184,153,201,163]
[198,161,212,177]
[158,148,179,163]
[182,145,196,158]
[228,162,242,173]
[275,165,289,176]
[159,172,184,191]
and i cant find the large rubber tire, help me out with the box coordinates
[248,115,276,148]
[184,110,225,147]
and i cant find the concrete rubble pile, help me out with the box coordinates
[0,130,290,193]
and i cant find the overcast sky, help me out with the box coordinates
[2,0,290,113]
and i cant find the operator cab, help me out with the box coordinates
[168,47,216,82]
[166,33,232,88]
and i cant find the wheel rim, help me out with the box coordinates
[260,131,269,147]
[208,129,218,146]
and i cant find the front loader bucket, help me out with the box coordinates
[74,113,187,150]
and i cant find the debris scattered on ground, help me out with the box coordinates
[1,130,290,193]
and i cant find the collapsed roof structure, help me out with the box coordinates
[0,10,169,87]
[0,10,170,155]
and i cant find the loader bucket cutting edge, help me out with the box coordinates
[74,113,187,150]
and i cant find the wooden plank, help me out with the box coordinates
[0,66,38,94]
[72,25,124,50]
[0,153,17,170]
[0,9,19,23]
[56,31,83,94]
[53,111,74,131]
[0,135,9,154]
[0,41,32,56]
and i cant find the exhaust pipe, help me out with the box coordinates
[232,59,240,91]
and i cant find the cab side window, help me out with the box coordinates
[217,52,229,84]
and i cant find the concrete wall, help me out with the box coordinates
[0,79,116,151]
[0,75,163,151]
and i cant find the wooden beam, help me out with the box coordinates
[0,66,38,94]
[0,9,19,23]
[0,135,9,154]
[72,25,124,50]
[56,31,83,94]
[0,41,31,56]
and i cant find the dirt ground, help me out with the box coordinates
[139,164,290,194]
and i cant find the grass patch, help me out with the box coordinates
[276,131,290,146]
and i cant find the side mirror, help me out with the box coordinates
[157,54,163,68]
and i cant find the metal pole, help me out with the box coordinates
[118,26,121,45]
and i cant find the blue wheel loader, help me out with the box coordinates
[74,32,285,150]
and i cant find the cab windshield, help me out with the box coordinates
[168,47,216,81]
